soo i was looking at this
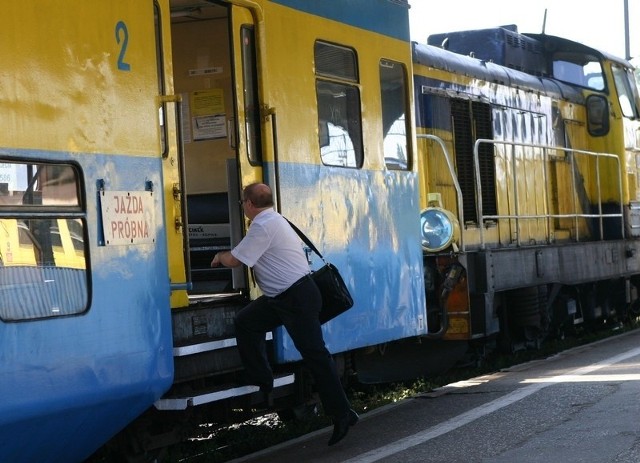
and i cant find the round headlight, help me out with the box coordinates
[420,207,459,252]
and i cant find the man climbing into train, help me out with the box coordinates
[210,182,358,446]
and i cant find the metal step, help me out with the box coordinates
[173,332,272,357]
[154,373,295,410]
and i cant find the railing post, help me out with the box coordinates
[596,153,604,240]
[512,142,520,246]
[570,149,579,241]
[419,134,466,251]
[543,146,551,243]
[473,139,485,249]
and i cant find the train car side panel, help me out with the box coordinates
[253,0,424,360]
[0,2,161,155]
[0,2,174,461]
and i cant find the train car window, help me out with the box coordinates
[0,161,88,322]
[315,41,363,168]
[0,164,80,208]
[241,26,263,165]
[315,42,359,81]
[611,64,640,119]
[380,59,409,170]
[552,53,605,91]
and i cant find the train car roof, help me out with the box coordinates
[412,41,584,104]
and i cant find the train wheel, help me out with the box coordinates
[628,299,640,320]
[498,286,549,353]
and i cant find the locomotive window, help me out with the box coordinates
[0,161,88,322]
[380,59,410,170]
[552,53,604,91]
[315,41,363,168]
[0,163,80,208]
[612,64,640,119]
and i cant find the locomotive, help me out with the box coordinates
[415,25,640,354]
[1,1,639,461]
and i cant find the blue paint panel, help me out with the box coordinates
[267,162,427,363]
[0,149,173,463]
[270,0,410,42]
[413,75,455,130]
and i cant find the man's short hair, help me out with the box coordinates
[244,183,274,208]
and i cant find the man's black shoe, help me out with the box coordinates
[328,409,359,446]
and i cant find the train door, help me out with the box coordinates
[167,2,266,303]
[227,4,266,299]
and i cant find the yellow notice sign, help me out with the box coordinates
[191,89,225,116]
[190,89,227,140]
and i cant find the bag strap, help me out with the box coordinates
[285,218,327,263]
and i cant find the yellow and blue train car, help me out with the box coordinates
[414,25,640,350]
[155,0,423,418]
[0,1,175,462]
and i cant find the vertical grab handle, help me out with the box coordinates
[228,118,236,150]
[264,107,280,211]
[160,94,193,291]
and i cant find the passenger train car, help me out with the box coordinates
[157,0,421,427]
[1,1,639,461]
[0,2,175,462]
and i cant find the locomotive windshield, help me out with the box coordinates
[552,52,604,91]
[612,63,640,119]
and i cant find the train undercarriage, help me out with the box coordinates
[425,238,640,355]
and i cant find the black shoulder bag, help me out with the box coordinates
[286,219,354,324]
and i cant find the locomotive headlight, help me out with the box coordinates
[420,207,460,252]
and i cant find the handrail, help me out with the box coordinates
[418,134,466,252]
[473,139,624,250]
[159,94,193,291]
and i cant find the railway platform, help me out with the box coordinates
[230,328,640,463]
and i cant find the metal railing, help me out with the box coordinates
[473,139,624,249]
[418,134,467,251]
[418,135,624,252]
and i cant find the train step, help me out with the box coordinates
[173,332,272,357]
[154,373,296,411]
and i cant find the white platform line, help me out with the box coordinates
[344,346,640,463]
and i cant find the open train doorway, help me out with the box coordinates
[168,1,262,302]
